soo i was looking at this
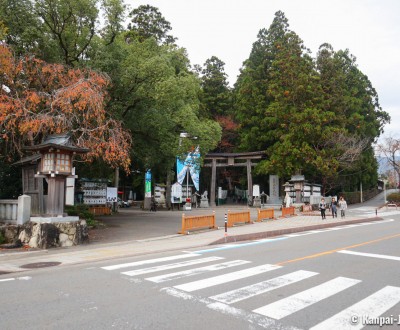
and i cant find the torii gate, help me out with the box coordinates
[203,151,266,207]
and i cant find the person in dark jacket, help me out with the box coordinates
[331,197,338,218]
[319,198,327,220]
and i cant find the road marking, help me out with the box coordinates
[0,276,32,282]
[121,256,224,276]
[190,237,288,254]
[276,233,400,266]
[310,286,400,330]
[162,287,302,330]
[101,253,200,270]
[210,270,318,304]
[254,277,361,319]
[283,220,394,238]
[146,260,251,283]
[174,264,281,292]
[338,250,400,261]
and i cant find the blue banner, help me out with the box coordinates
[176,147,200,191]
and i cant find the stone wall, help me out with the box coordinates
[0,220,89,249]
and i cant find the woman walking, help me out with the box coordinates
[338,196,347,218]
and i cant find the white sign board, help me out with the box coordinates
[253,184,260,197]
[106,187,118,203]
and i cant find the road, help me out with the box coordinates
[1,208,399,329]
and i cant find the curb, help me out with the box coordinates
[209,216,384,245]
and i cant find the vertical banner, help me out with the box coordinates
[176,147,200,191]
[145,170,152,198]
[176,157,187,185]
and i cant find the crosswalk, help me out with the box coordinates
[101,253,400,329]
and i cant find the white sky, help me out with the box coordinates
[125,0,399,139]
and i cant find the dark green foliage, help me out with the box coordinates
[234,11,390,191]
[65,204,94,224]
[127,5,176,45]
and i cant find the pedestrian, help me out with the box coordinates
[331,197,338,218]
[338,196,347,218]
[319,198,327,220]
[150,195,157,212]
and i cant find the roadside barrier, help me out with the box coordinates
[89,206,111,216]
[179,212,217,234]
[257,208,275,222]
[281,206,295,217]
[227,210,252,227]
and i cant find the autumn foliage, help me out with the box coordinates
[0,44,131,171]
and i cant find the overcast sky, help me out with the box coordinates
[125,0,399,139]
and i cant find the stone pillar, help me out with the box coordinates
[247,159,253,203]
[210,159,216,207]
[269,175,280,204]
[17,194,31,225]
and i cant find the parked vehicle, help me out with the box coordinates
[118,198,130,208]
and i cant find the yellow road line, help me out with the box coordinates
[276,233,400,266]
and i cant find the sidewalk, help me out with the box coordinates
[0,205,385,275]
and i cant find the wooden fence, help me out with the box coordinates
[89,206,112,216]
[227,210,252,227]
[179,212,217,234]
[257,208,275,222]
[281,206,296,217]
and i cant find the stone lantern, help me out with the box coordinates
[290,173,305,204]
[24,134,89,220]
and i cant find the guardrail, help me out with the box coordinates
[179,212,217,234]
[257,208,275,222]
[281,206,296,217]
[227,210,252,227]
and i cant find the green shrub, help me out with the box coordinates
[0,230,5,244]
[387,192,400,203]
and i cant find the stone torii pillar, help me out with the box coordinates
[210,158,217,207]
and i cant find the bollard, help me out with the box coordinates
[224,213,228,241]
[376,209,377,217]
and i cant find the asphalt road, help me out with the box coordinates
[1,211,399,330]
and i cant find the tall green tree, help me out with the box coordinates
[234,11,389,192]
[91,35,221,176]
[199,56,236,152]
[127,5,176,45]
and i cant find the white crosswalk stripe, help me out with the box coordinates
[174,264,281,292]
[121,256,224,276]
[101,253,200,271]
[310,286,400,330]
[102,254,400,329]
[210,270,317,304]
[253,277,361,319]
[146,260,251,283]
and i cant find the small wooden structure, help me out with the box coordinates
[15,134,89,217]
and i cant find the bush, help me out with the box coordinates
[0,230,5,245]
[387,192,400,204]
[65,204,94,222]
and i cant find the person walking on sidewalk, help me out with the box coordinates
[331,197,338,218]
[339,196,347,218]
[319,198,327,220]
